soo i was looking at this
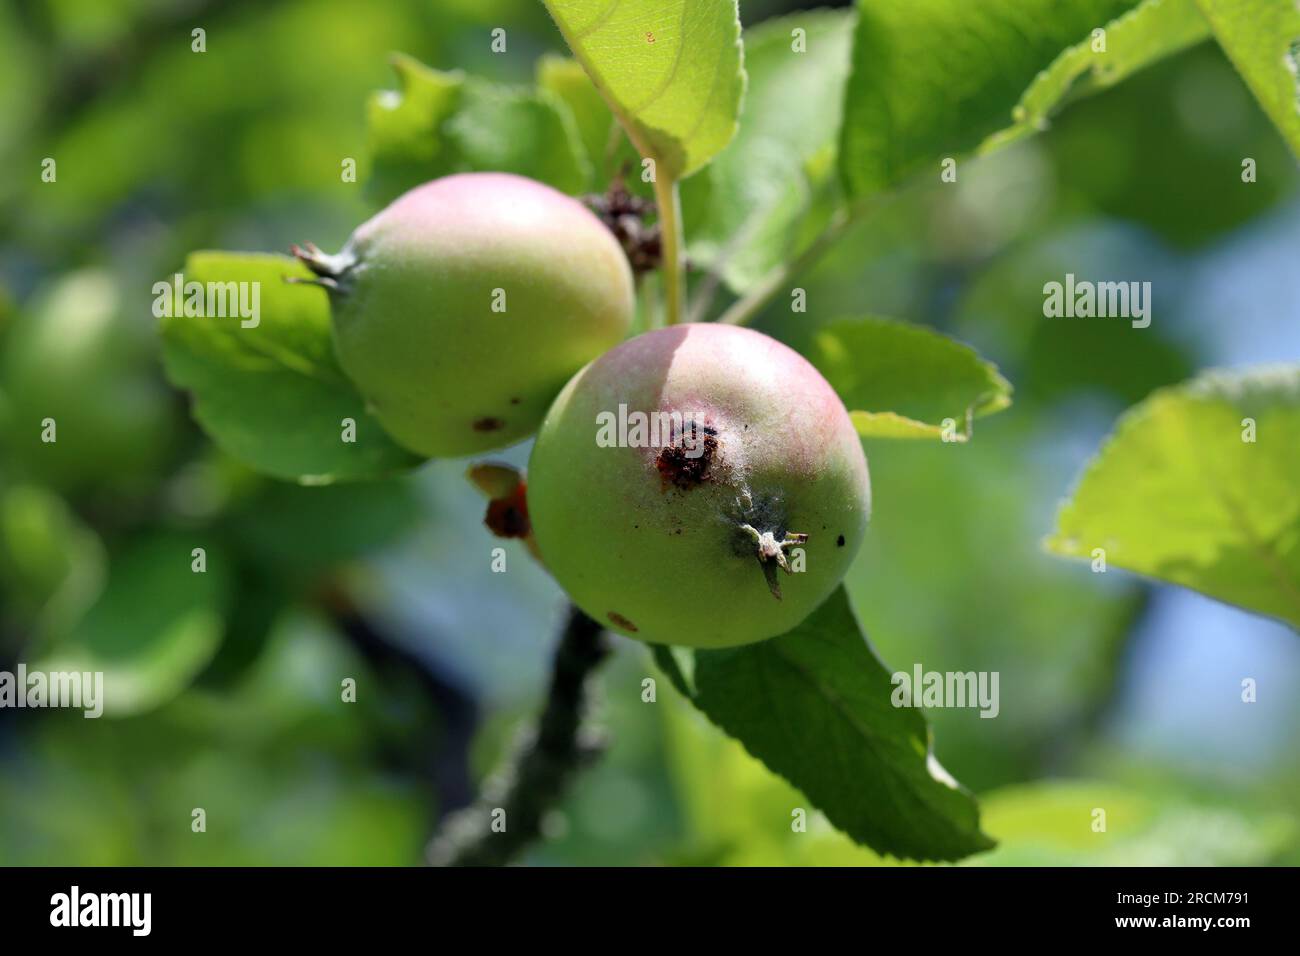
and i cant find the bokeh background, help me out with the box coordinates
[1,0,1298,865]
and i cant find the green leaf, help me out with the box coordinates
[541,0,746,182]
[1047,365,1300,629]
[536,55,658,203]
[36,532,231,717]
[1195,0,1300,157]
[807,317,1012,441]
[160,252,423,485]
[650,643,694,698]
[536,54,618,180]
[683,10,854,294]
[230,477,422,579]
[446,81,590,194]
[1006,0,1211,138]
[366,55,466,205]
[840,0,1212,198]
[841,422,1146,793]
[663,587,994,861]
[367,54,589,205]
[973,780,1296,866]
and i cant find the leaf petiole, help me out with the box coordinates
[653,175,684,326]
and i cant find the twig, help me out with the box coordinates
[428,605,611,866]
[716,206,857,326]
[684,258,727,326]
[685,199,792,326]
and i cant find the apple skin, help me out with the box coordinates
[320,173,635,457]
[528,323,871,648]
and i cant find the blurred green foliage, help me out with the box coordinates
[0,0,1297,866]
[2,615,431,865]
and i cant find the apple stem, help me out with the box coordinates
[289,242,355,292]
[652,175,684,327]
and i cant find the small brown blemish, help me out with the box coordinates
[472,417,505,432]
[645,31,655,44]
[483,480,530,539]
[607,611,638,632]
[836,534,846,547]
[509,397,521,405]
[485,498,529,538]
[656,430,718,491]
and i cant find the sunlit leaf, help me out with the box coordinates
[808,317,1012,441]
[368,54,588,204]
[160,252,423,484]
[1005,0,1210,138]
[1195,0,1300,157]
[972,779,1296,865]
[1048,365,1300,629]
[840,0,1212,198]
[541,0,746,181]
[684,9,854,293]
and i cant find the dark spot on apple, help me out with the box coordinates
[483,482,530,539]
[509,397,521,405]
[473,417,504,432]
[485,499,529,538]
[837,534,845,547]
[656,421,717,491]
[607,611,638,632]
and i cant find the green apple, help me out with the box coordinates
[296,172,635,457]
[528,323,871,648]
